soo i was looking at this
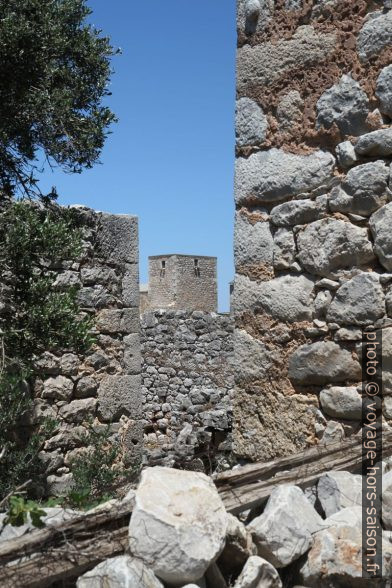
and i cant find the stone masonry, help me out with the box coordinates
[234,0,392,461]
[141,254,218,313]
[30,205,143,494]
[141,309,234,472]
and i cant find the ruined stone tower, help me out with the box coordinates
[141,254,218,312]
[233,0,392,461]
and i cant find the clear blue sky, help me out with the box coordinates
[39,0,237,312]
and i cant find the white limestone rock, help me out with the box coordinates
[234,329,278,384]
[320,386,362,420]
[233,555,282,588]
[0,507,80,543]
[248,485,324,568]
[76,556,164,588]
[288,341,361,385]
[297,218,375,277]
[326,273,385,326]
[335,141,358,169]
[299,524,392,586]
[236,98,268,147]
[329,161,390,217]
[317,471,362,517]
[355,128,392,157]
[234,212,273,266]
[270,196,327,227]
[316,75,369,136]
[376,64,392,118]
[276,90,304,130]
[370,202,392,271]
[235,148,335,205]
[273,228,296,270]
[128,467,227,585]
[357,10,392,62]
[324,505,362,529]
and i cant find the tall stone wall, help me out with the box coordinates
[29,206,142,494]
[234,0,392,461]
[141,310,234,472]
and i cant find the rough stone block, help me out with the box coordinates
[288,341,361,385]
[234,212,273,266]
[297,218,375,277]
[236,97,268,147]
[357,9,392,61]
[376,64,392,118]
[98,375,142,422]
[370,202,392,271]
[97,213,138,264]
[316,74,369,136]
[326,272,385,326]
[96,308,139,334]
[122,263,139,308]
[270,196,327,227]
[235,148,335,205]
[123,333,141,375]
[355,128,392,157]
[320,386,362,420]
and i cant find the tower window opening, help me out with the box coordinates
[160,260,166,277]
[194,259,200,277]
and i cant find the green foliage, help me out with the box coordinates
[5,495,46,528]
[0,201,94,502]
[0,201,93,364]
[0,0,118,198]
[66,423,121,509]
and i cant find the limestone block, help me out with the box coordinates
[123,333,141,375]
[382,472,392,530]
[370,202,392,271]
[42,376,73,401]
[335,140,358,169]
[60,353,80,376]
[0,507,79,543]
[260,275,314,322]
[234,330,276,384]
[81,266,118,286]
[355,128,392,157]
[384,397,392,419]
[357,10,392,62]
[276,90,303,130]
[329,161,390,216]
[288,341,361,385]
[96,308,139,334]
[270,196,327,227]
[128,467,227,585]
[237,26,336,92]
[237,0,274,35]
[376,64,392,118]
[314,290,332,319]
[47,473,74,496]
[59,398,97,423]
[248,485,324,568]
[98,375,142,422]
[76,556,164,588]
[53,270,82,290]
[316,75,369,136]
[236,97,268,147]
[317,471,362,517]
[77,285,114,309]
[235,148,335,205]
[326,273,385,326]
[122,263,139,308]
[273,228,296,270]
[299,525,392,586]
[218,513,256,579]
[97,213,138,264]
[234,212,273,266]
[324,506,362,529]
[233,555,282,588]
[75,376,98,398]
[320,386,362,420]
[297,218,374,277]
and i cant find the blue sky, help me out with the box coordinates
[39,0,237,311]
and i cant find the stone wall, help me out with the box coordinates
[233,0,392,461]
[30,206,143,494]
[140,310,234,471]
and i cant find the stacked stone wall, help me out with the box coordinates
[18,205,142,494]
[141,310,234,472]
[234,0,392,461]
